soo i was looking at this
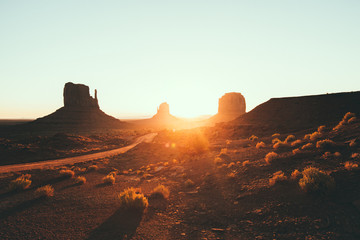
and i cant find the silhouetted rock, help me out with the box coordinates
[63,82,99,108]
[25,82,126,131]
[209,92,246,123]
[156,102,170,117]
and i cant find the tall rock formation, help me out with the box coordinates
[209,92,246,124]
[28,82,125,130]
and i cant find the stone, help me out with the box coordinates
[218,92,246,116]
[63,82,99,108]
[156,102,170,116]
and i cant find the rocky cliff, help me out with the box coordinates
[63,82,99,108]
[209,92,246,123]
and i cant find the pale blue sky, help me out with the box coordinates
[1,1,359,119]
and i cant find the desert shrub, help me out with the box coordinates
[291,139,302,147]
[35,185,54,198]
[172,159,178,164]
[285,135,296,143]
[344,112,356,121]
[316,139,336,150]
[60,169,75,178]
[214,157,223,165]
[75,176,86,184]
[351,153,360,160]
[109,171,117,177]
[292,148,301,155]
[344,161,358,171]
[242,160,250,167]
[269,171,287,186]
[333,112,356,131]
[118,188,148,211]
[290,169,301,180]
[348,117,357,124]
[272,138,281,144]
[349,139,358,148]
[227,162,235,168]
[9,175,32,190]
[249,135,258,141]
[220,148,228,154]
[87,165,99,171]
[102,174,115,185]
[185,179,195,188]
[299,167,335,194]
[265,152,278,164]
[301,143,313,150]
[151,184,170,199]
[321,152,332,160]
[273,141,289,149]
[317,125,326,133]
[309,131,322,142]
[227,172,236,179]
[226,139,232,145]
[334,152,341,157]
[272,133,280,138]
[256,141,266,149]
[304,134,311,141]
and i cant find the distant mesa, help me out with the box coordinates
[209,92,246,123]
[156,102,170,117]
[28,82,125,130]
[63,82,99,109]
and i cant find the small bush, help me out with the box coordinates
[9,175,32,190]
[290,169,301,180]
[273,141,289,149]
[269,171,287,186]
[317,125,326,133]
[87,165,99,171]
[291,139,302,147]
[249,135,258,141]
[351,153,360,160]
[60,169,75,178]
[301,143,313,150]
[214,157,223,165]
[349,139,357,148]
[344,161,358,171]
[35,185,54,198]
[242,160,250,167]
[220,148,228,154]
[272,133,280,138]
[227,162,235,168]
[299,167,335,194]
[102,174,115,185]
[265,152,278,164]
[256,141,266,149]
[272,138,281,144]
[118,188,148,211]
[185,179,195,188]
[292,148,301,155]
[348,117,357,124]
[333,112,356,132]
[151,184,170,199]
[285,135,296,143]
[316,139,336,150]
[75,176,86,185]
[227,172,236,179]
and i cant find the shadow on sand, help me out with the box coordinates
[87,208,143,240]
[0,197,43,220]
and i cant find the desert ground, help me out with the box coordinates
[1,111,360,240]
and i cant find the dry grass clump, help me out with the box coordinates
[273,141,289,149]
[102,173,115,185]
[242,160,250,167]
[185,179,195,188]
[265,152,279,164]
[256,141,266,149]
[118,188,148,212]
[333,112,356,131]
[292,148,301,155]
[291,139,302,147]
[290,169,301,180]
[151,184,170,199]
[75,176,86,184]
[272,138,281,144]
[227,172,236,179]
[351,153,360,160]
[301,143,313,150]
[317,125,326,133]
[344,161,358,171]
[349,139,358,148]
[87,165,99,171]
[214,157,223,165]
[299,167,335,194]
[227,162,236,168]
[249,135,258,141]
[285,135,296,143]
[60,169,75,178]
[9,174,32,190]
[269,171,287,186]
[316,139,336,150]
[35,185,54,198]
[272,133,280,138]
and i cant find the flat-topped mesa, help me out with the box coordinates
[218,92,246,116]
[156,102,170,117]
[63,82,99,109]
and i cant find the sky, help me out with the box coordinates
[1,1,359,119]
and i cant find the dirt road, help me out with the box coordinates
[0,133,157,174]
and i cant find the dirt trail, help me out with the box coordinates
[0,133,157,174]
